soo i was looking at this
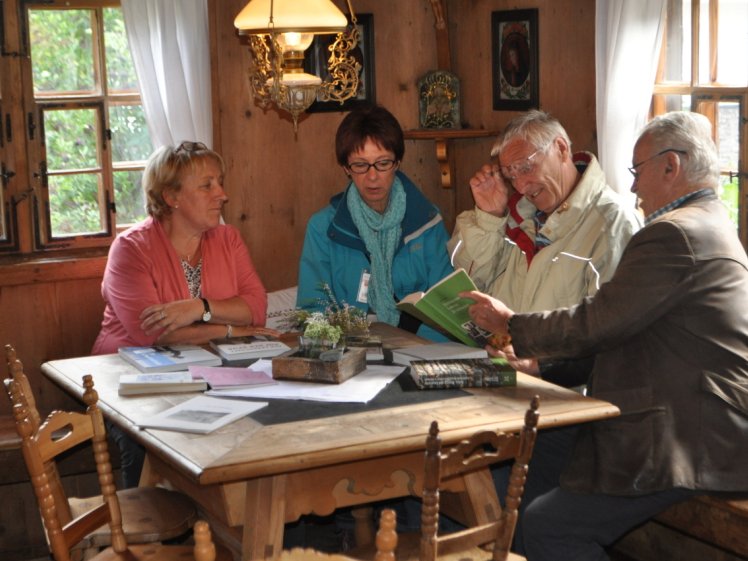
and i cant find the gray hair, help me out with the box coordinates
[637,111,719,188]
[490,110,572,157]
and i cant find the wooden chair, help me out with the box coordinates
[378,395,540,561]
[4,346,213,560]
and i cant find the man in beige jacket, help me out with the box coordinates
[465,111,748,561]
[449,110,641,381]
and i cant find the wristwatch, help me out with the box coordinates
[200,298,212,323]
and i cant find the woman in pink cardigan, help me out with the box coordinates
[93,141,276,487]
[93,141,276,355]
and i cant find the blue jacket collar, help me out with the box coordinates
[326,171,442,253]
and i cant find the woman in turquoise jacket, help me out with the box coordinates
[296,105,453,340]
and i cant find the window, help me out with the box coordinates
[652,0,748,248]
[28,3,152,248]
[0,1,151,253]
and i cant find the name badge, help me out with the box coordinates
[357,271,370,304]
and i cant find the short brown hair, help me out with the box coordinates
[335,105,404,167]
[144,141,225,218]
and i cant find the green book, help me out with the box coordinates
[396,268,493,348]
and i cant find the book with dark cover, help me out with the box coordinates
[409,359,516,389]
[209,337,291,361]
[118,345,221,373]
[396,268,493,348]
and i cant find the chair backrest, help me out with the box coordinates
[7,372,128,561]
[5,344,74,529]
[420,395,540,561]
[5,344,41,429]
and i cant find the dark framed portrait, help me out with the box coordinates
[491,9,539,111]
[306,13,375,113]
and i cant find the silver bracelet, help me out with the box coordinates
[226,324,233,338]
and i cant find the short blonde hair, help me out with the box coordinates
[144,142,225,218]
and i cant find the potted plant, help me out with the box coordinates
[299,312,344,359]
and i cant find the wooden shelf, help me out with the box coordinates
[404,129,498,188]
[404,128,497,140]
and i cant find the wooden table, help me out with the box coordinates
[42,324,619,560]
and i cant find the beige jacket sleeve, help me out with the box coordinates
[447,206,529,293]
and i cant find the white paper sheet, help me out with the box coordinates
[205,360,405,404]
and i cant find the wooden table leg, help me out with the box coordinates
[352,506,374,547]
[242,475,287,560]
[439,468,501,527]
[460,469,501,524]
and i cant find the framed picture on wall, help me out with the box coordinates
[306,14,376,113]
[491,9,539,111]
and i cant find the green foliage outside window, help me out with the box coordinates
[49,174,102,235]
[30,6,151,238]
[104,7,138,91]
[720,175,739,227]
[29,10,94,94]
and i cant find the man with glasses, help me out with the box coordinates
[464,111,748,561]
[448,110,641,382]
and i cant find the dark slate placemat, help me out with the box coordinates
[246,370,468,426]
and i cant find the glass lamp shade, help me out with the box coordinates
[235,0,347,35]
[268,73,322,87]
[277,32,314,53]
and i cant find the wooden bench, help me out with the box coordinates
[655,495,748,558]
[0,415,21,452]
[613,494,748,561]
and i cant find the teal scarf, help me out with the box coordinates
[347,177,407,325]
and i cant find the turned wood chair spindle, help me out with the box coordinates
[4,345,226,561]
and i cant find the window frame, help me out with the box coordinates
[652,0,748,248]
[0,0,149,256]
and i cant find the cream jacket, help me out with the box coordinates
[448,154,642,313]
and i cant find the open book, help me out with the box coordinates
[396,268,493,348]
[138,395,267,434]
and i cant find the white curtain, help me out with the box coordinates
[595,0,667,199]
[121,0,212,148]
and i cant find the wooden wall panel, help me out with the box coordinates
[212,0,597,292]
[446,0,597,211]
[0,275,104,417]
[213,0,449,292]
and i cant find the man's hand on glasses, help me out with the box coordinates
[468,163,514,217]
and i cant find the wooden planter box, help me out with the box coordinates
[271,347,367,383]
